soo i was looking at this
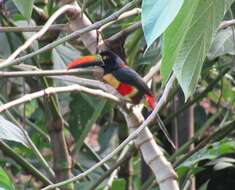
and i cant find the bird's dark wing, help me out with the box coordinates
[112,67,152,96]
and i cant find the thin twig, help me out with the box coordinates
[88,145,136,190]
[219,19,235,30]
[0,84,121,113]
[103,145,131,190]
[104,22,141,44]
[144,59,161,82]
[1,4,77,68]
[98,8,141,32]
[51,75,108,90]
[0,24,68,32]
[41,74,175,190]
[24,133,55,178]
[0,0,139,68]
[0,68,103,77]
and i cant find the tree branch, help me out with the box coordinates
[88,145,136,190]
[0,84,121,113]
[164,68,230,124]
[0,68,103,77]
[0,24,68,32]
[1,5,77,68]
[104,22,141,46]
[0,0,139,68]
[41,74,176,190]
[98,8,141,32]
[219,19,235,30]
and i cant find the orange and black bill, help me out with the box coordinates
[67,55,102,69]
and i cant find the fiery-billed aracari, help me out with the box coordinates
[67,50,155,109]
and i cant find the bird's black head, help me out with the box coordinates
[99,50,125,73]
[67,50,125,74]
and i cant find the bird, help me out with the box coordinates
[67,50,155,109]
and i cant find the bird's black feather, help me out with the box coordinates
[112,67,152,96]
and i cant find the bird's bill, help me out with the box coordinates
[67,55,103,69]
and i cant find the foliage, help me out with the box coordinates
[0,115,29,147]
[177,139,235,177]
[0,167,15,190]
[141,0,184,51]
[208,27,235,60]
[0,0,234,190]
[12,0,34,20]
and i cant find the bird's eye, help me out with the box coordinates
[102,55,109,60]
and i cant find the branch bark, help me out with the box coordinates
[0,84,121,113]
[0,24,68,32]
[0,68,103,77]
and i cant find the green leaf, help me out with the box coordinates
[164,0,234,100]
[141,0,184,51]
[111,179,126,190]
[179,139,235,169]
[161,0,200,83]
[0,115,29,147]
[0,167,15,190]
[208,28,235,60]
[13,0,34,21]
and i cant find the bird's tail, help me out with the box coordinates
[144,94,176,150]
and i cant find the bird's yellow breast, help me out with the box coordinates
[102,74,120,88]
[102,73,138,99]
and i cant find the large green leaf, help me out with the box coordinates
[163,0,235,100]
[0,167,15,190]
[0,115,29,147]
[141,0,184,51]
[161,0,200,83]
[13,0,34,21]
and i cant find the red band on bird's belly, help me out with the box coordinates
[145,95,155,109]
[117,83,133,96]
[67,56,96,69]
